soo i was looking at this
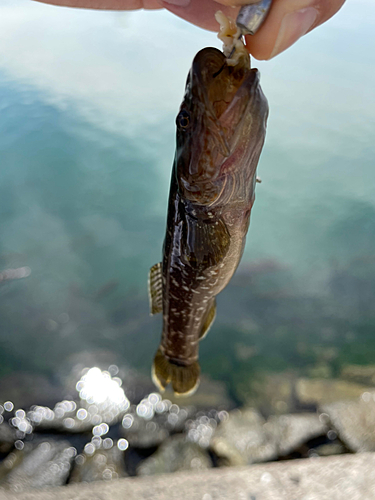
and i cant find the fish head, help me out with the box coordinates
[175,47,268,206]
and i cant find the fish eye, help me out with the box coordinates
[177,109,190,129]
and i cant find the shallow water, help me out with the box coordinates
[0,0,374,407]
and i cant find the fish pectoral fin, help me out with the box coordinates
[199,298,216,340]
[148,262,163,315]
[152,349,200,396]
[182,215,230,268]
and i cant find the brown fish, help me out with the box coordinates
[149,46,268,396]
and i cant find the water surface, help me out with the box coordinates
[0,0,374,406]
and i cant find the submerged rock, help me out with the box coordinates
[248,373,295,415]
[321,393,375,452]
[69,446,127,483]
[136,435,212,476]
[341,365,375,386]
[166,376,235,410]
[296,378,372,405]
[0,440,76,492]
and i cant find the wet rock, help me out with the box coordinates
[0,440,76,492]
[341,364,375,386]
[296,378,372,405]
[121,413,169,448]
[27,404,94,434]
[0,422,16,454]
[69,447,127,483]
[265,413,328,456]
[136,435,211,476]
[210,408,278,466]
[211,409,328,466]
[321,392,375,452]
[185,412,218,448]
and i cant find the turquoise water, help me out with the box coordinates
[0,0,374,404]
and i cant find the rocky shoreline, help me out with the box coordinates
[1,365,375,495]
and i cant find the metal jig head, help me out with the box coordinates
[237,0,273,36]
[227,0,272,59]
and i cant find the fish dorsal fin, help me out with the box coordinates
[182,215,230,269]
[148,262,163,315]
[199,298,216,340]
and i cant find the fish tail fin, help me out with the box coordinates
[152,348,200,397]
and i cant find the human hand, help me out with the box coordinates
[162,0,346,59]
[35,0,346,60]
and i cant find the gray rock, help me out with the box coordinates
[265,413,328,456]
[321,393,375,452]
[185,413,218,448]
[27,405,93,434]
[121,412,169,449]
[0,440,75,492]
[210,408,278,466]
[313,441,346,457]
[2,453,375,500]
[69,447,127,483]
[137,435,212,476]
[211,409,328,465]
[121,402,194,448]
[0,448,26,484]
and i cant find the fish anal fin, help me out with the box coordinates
[199,298,216,340]
[152,348,200,397]
[148,263,163,315]
[182,215,230,269]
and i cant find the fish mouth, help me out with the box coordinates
[191,47,251,120]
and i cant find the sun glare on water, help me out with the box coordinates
[76,367,129,412]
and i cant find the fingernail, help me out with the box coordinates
[270,7,318,59]
[162,0,190,5]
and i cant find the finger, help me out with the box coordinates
[160,0,240,31]
[34,0,161,9]
[244,0,346,59]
